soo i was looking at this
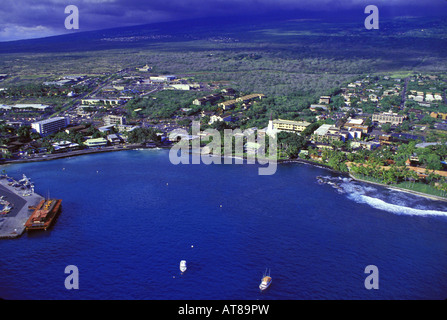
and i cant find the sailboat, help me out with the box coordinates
[259,268,272,291]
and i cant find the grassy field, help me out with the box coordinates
[0,16,446,102]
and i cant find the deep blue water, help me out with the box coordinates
[0,149,446,300]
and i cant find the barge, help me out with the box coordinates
[25,199,62,231]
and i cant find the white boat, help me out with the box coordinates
[180,260,187,273]
[259,269,272,291]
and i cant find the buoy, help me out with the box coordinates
[220,204,222,208]
[191,245,194,248]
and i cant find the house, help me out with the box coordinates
[368,94,379,102]
[430,112,447,120]
[218,100,237,111]
[319,96,331,104]
[137,64,151,72]
[221,88,237,98]
[208,113,236,125]
[193,93,222,106]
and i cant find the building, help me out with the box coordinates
[430,112,447,120]
[107,134,122,145]
[193,93,222,106]
[350,141,380,150]
[81,98,120,106]
[343,118,370,133]
[150,75,176,82]
[84,138,108,148]
[312,124,340,142]
[218,100,237,110]
[372,111,405,125]
[52,141,81,152]
[268,119,310,135]
[208,113,236,125]
[313,124,333,137]
[319,96,331,104]
[65,125,87,134]
[0,104,51,113]
[236,94,265,103]
[168,84,191,91]
[137,64,151,72]
[104,115,126,126]
[31,117,70,136]
[218,94,265,111]
[221,88,237,98]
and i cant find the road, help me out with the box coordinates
[400,77,409,109]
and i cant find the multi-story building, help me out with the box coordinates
[268,119,310,134]
[372,111,405,125]
[104,115,127,126]
[31,117,70,136]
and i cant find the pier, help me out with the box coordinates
[0,175,44,239]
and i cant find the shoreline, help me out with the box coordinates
[0,143,147,165]
[1,146,446,203]
[348,173,447,203]
[276,158,447,203]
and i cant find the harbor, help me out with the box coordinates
[0,174,45,239]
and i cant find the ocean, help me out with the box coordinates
[0,149,446,300]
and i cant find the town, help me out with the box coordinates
[0,69,446,198]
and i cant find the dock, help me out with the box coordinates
[0,176,44,239]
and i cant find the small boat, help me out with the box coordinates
[180,260,187,273]
[259,268,272,291]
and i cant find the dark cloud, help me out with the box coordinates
[0,0,445,41]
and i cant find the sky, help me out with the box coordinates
[0,0,446,42]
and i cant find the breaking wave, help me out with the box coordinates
[317,175,447,217]
[350,194,447,217]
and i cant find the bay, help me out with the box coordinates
[0,149,446,300]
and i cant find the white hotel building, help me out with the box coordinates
[31,117,70,136]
